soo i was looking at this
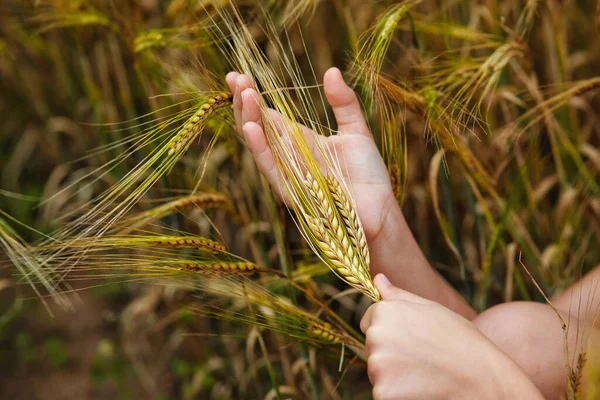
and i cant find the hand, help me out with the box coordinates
[226,67,475,320]
[225,67,396,247]
[360,274,544,400]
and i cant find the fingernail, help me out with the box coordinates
[242,121,256,134]
[241,88,250,101]
[331,67,344,79]
[235,75,244,89]
[242,122,257,143]
[375,273,391,287]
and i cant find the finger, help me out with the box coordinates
[367,365,376,387]
[235,78,326,165]
[375,274,430,304]
[234,74,254,134]
[225,71,239,93]
[360,305,375,334]
[242,121,289,203]
[241,88,263,129]
[241,92,321,202]
[226,72,239,131]
[239,89,320,151]
[263,109,326,167]
[323,67,371,137]
[239,89,326,204]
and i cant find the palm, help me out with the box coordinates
[323,134,393,241]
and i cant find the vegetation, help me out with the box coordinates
[0,0,599,398]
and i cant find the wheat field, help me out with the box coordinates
[0,0,599,398]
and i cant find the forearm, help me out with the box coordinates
[553,265,600,322]
[369,199,476,319]
[487,345,546,400]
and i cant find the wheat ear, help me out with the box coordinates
[326,176,370,266]
[304,173,379,301]
[160,193,229,212]
[178,261,263,274]
[310,321,343,345]
[568,352,587,399]
[152,236,226,254]
[167,92,232,156]
[215,6,379,301]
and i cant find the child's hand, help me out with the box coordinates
[225,68,396,247]
[360,274,543,400]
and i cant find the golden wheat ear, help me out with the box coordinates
[109,193,230,234]
[34,231,274,283]
[35,91,232,255]
[213,6,379,301]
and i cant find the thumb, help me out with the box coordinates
[374,274,428,303]
[323,67,371,137]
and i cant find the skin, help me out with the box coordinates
[361,274,543,399]
[226,68,599,399]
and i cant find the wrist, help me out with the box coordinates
[367,192,432,282]
[368,191,477,319]
[367,191,404,249]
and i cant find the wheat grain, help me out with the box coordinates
[310,321,343,345]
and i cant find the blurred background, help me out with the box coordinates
[1,0,599,398]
